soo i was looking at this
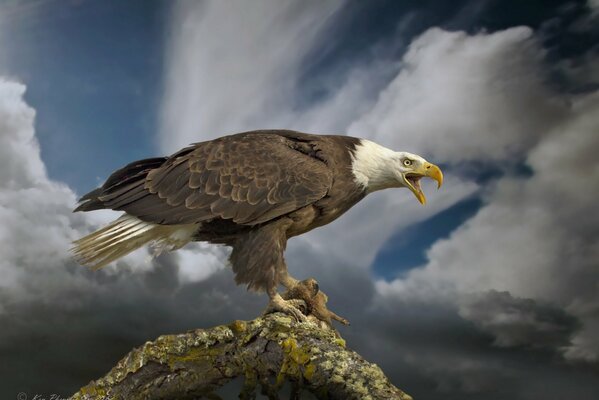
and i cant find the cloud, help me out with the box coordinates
[348,27,568,163]
[176,242,229,283]
[458,290,580,349]
[374,30,599,362]
[0,80,46,186]
[0,79,88,298]
[159,0,344,152]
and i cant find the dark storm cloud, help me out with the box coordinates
[458,290,581,349]
[362,298,599,400]
[0,261,264,396]
[3,245,598,399]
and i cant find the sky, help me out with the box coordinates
[0,0,598,398]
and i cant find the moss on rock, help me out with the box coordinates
[71,312,411,400]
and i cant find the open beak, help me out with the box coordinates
[404,162,443,205]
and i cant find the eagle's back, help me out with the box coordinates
[75,130,345,227]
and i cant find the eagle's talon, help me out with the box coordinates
[264,294,308,322]
[281,279,350,328]
[332,314,350,326]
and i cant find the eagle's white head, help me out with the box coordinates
[350,139,443,204]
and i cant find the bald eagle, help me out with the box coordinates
[72,130,442,323]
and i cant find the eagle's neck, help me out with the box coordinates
[350,139,401,193]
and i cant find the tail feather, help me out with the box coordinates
[72,214,197,270]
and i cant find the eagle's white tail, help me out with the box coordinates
[72,214,197,270]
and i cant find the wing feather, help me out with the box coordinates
[95,132,333,225]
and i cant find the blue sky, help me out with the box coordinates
[0,1,598,398]
[2,1,166,190]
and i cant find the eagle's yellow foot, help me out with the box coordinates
[264,293,308,322]
[282,278,350,328]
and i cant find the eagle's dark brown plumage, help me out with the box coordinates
[73,129,442,324]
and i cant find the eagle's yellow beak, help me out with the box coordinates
[404,162,443,205]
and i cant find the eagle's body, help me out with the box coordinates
[73,130,442,323]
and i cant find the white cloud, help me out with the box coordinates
[0,81,46,186]
[176,243,229,283]
[349,27,568,163]
[0,78,176,308]
[159,0,344,152]
[0,79,82,293]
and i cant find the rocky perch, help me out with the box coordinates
[70,281,412,400]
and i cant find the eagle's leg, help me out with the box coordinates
[265,286,308,323]
[229,218,308,322]
[278,268,300,289]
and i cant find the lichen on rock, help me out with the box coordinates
[70,280,412,400]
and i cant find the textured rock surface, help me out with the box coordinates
[69,312,412,399]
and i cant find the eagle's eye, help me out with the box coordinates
[403,159,412,167]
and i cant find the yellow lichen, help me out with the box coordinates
[77,385,108,399]
[166,346,211,369]
[277,337,315,386]
[230,319,247,334]
[303,362,316,380]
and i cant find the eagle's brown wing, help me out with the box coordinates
[91,132,333,225]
